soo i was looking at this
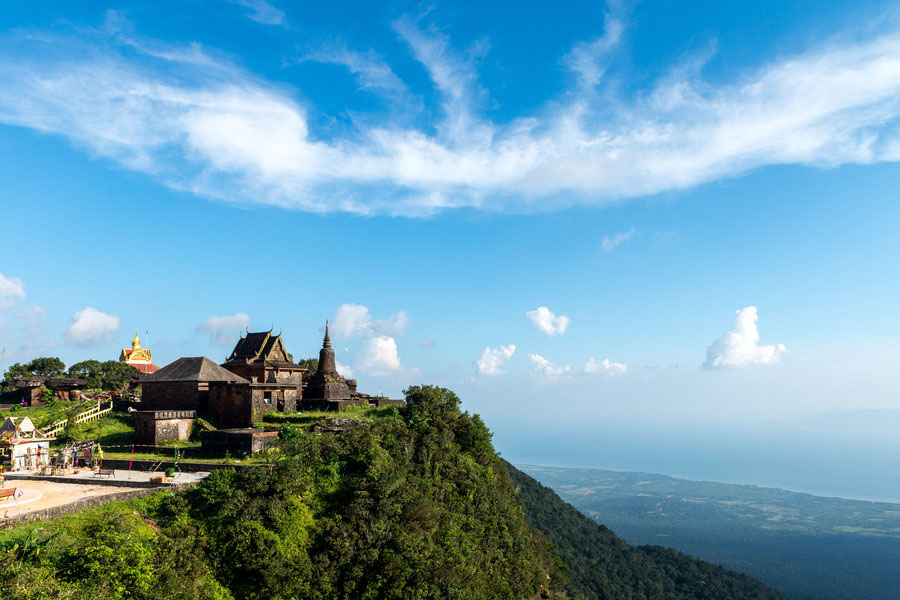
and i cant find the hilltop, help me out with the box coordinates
[1,386,782,599]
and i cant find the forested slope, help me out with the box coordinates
[506,461,783,600]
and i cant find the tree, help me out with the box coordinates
[68,360,103,388]
[1,362,30,390]
[1,358,66,390]
[296,357,318,373]
[99,361,142,393]
[26,357,66,377]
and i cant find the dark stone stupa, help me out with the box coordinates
[303,322,357,402]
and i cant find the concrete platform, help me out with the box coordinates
[4,468,209,488]
[0,480,146,523]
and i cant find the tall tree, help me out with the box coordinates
[68,360,103,388]
[25,357,66,376]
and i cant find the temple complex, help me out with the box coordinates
[131,324,401,430]
[119,331,159,374]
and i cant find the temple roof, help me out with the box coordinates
[142,357,248,384]
[223,330,303,370]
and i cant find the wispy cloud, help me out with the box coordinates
[601,227,636,251]
[1,16,900,215]
[229,0,285,26]
[302,44,410,99]
[196,312,251,346]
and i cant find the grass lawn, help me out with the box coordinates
[0,398,102,428]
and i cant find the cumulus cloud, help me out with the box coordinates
[359,335,402,376]
[65,307,120,347]
[328,304,411,376]
[0,272,25,308]
[330,304,372,339]
[526,306,570,336]
[704,306,787,369]
[196,312,251,345]
[601,227,636,252]
[585,357,628,375]
[476,344,516,375]
[374,310,410,337]
[0,15,899,215]
[330,303,410,339]
[528,353,571,380]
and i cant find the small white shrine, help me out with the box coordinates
[0,416,54,470]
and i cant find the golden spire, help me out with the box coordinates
[132,330,141,350]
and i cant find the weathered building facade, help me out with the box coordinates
[141,357,247,411]
[132,409,197,445]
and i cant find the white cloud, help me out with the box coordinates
[65,307,120,347]
[196,312,251,345]
[0,272,25,308]
[335,360,354,378]
[528,353,571,380]
[585,357,628,376]
[302,44,410,99]
[229,0,285,26]
[601,227,636,251]
[331,303,410,340]
[374,310,410,337]
[704,306,787,369]
[563,11,624,87]
[359,335,402,376]
[476,344,516,375]
[1,17,900,215]
[330,303,372,340]
[526,306,570,336]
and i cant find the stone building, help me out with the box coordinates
[140,357,247,411]
[133,409,197,445]
[119,331,160,374]
[221,330,306,387]
[302,323,362,410]
[208,331,307,427]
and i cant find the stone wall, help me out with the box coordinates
[201,429,278,455]
[142,381,205,411]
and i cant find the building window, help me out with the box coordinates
[264,391,272,404]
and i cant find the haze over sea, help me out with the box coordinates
[495,420,900,503]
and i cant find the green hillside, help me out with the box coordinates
[2,386,781,599]
[519,465,900,600]
[506,462,782,600]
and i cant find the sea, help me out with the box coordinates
[493,420,900,503]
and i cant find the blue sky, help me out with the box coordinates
[1,0,899,449]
